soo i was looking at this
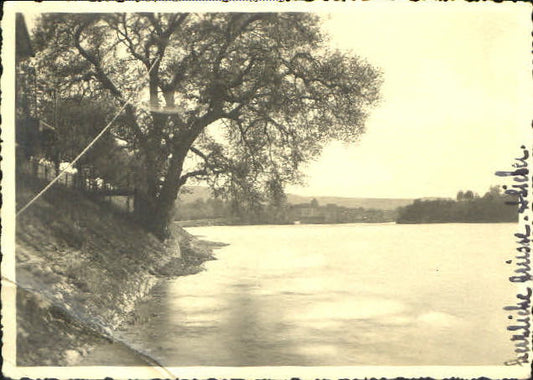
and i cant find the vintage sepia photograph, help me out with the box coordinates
[1,1,531,378]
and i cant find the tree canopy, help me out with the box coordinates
[33,12,382,239]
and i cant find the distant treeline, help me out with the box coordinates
[174,197,396,225]
[396,186,518,224]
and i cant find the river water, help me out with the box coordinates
[82,223,519,366]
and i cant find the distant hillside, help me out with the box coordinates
[178,186,414,211]
[286,194,414,210]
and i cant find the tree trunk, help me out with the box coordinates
[133,189,163,236]
[134,149,187,240]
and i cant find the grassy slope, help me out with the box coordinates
[15,174,214,365]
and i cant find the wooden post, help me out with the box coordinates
[90,167,95,192]
[31,158,38,177]
[126,174,131,213]
[80,169,85,191]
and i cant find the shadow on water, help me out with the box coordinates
[80,279,312,366]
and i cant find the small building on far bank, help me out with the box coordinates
[289,198,395,224]
[289,201,325,224]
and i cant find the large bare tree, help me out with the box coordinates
[33,13,382,239]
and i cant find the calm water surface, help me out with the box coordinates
[82,223,519,366]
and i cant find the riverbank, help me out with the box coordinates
[15,174,216,366]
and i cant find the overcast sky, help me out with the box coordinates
[287,5,531,199]
[23,3,531,199]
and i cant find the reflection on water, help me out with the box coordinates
[82,223,518,366]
